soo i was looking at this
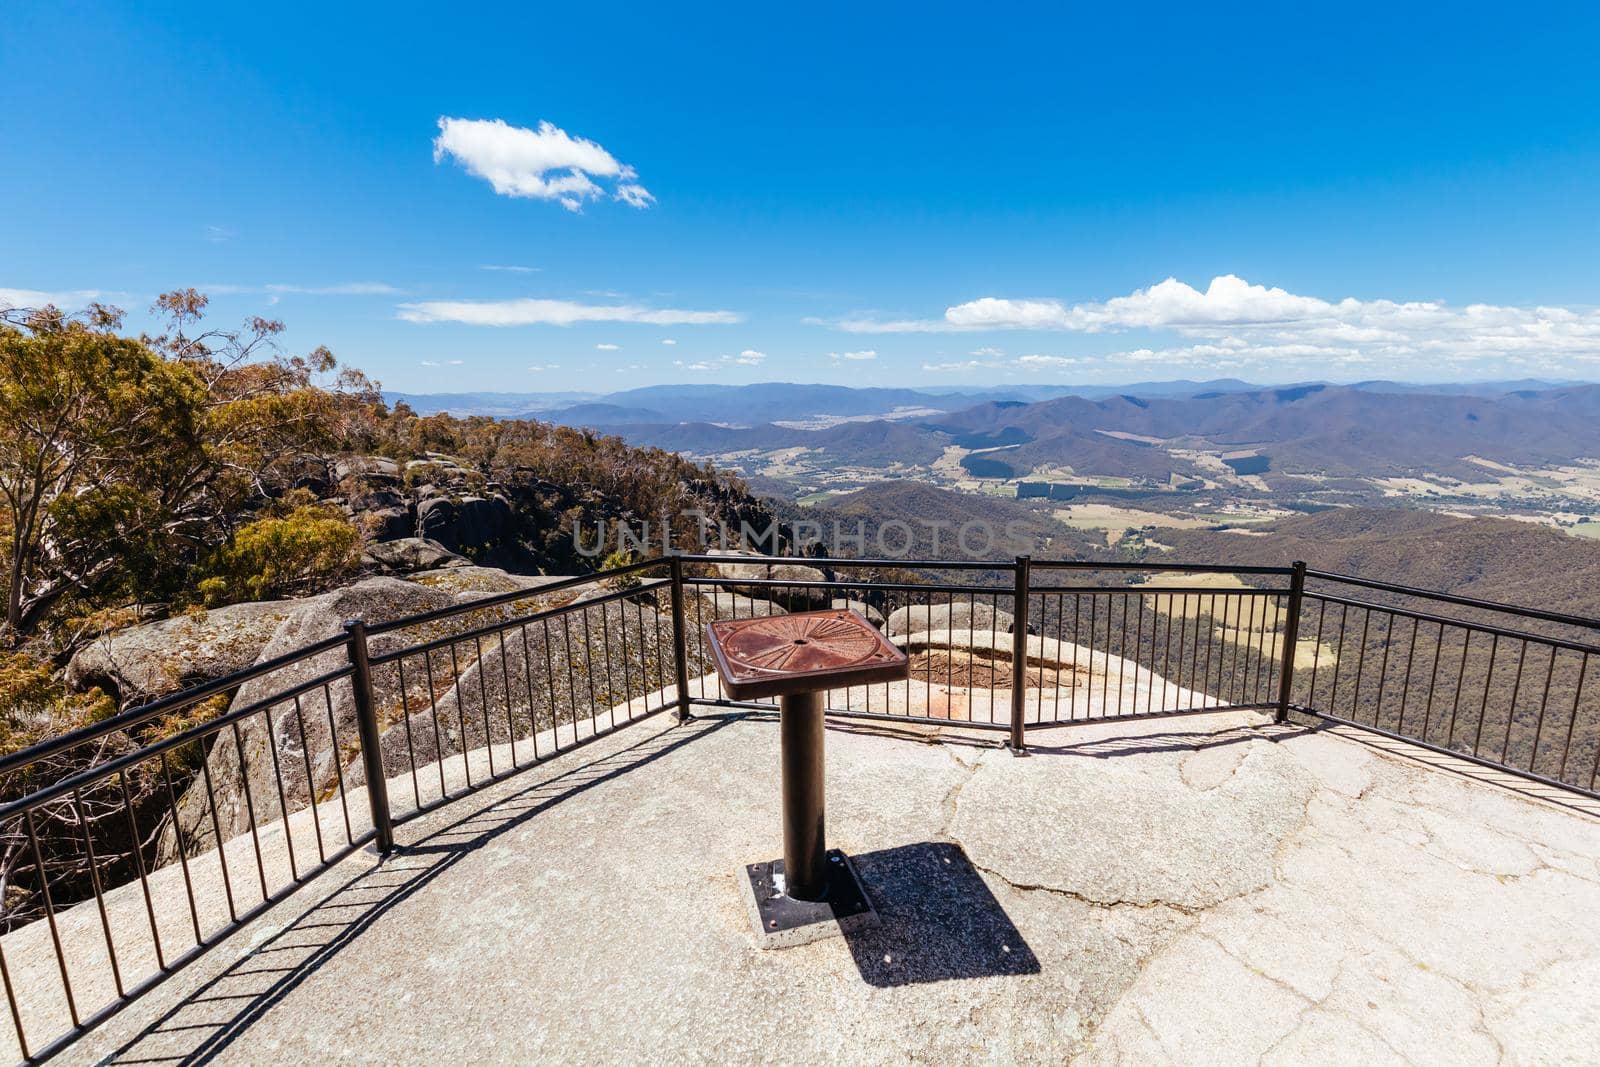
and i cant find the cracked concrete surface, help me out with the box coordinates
[27,708,1600,1065]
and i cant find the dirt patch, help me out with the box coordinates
[908,649,1090,690]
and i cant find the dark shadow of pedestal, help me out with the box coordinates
[843,841,1039,986]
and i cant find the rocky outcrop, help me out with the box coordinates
[360,589,685,786]
[162,577,459,859]
[66,600,297,707]
[704,549,829,608]
[886,600,1014,637]
[363,537,469,573]
[831,598,885,627]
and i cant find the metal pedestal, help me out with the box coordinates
[779,690,827,900]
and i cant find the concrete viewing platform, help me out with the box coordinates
[36,706,1600,1065]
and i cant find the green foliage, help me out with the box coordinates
[0,652,115,757]
[600,549,642,590]
[0,295,377,642]
[196,505,361,605]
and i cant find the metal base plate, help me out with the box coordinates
[738,850,878,949]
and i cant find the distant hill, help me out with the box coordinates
[805,481,1104,562]
[1158,508,1600,619]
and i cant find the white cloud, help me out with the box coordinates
[0,287,106,310]
[829,274,1600,375]
[204,282,399,296]
[420,359,465,367]
[267,282,399,296]
[433,117,653,211]
[479,264,540,273]
[829,349,877,362]
[528,363,561,372]
[732,349,766,365]
[1015,354,1082,368]
[661,338,677,345]
[596,343,620,351]
[923,359,998,373]
[970,346,1004,357]
[675,359,713,372]
[396,297,742,327]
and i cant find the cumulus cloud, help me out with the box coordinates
[396,297,742,327]
[1015,354,1082,368]
[595,343,620,351]
[661,338,677,345]
[829,349,877,362]
[433,117,652,211]
[675,359,714,372]
[830,274,1600,374]
[733,349,766,365]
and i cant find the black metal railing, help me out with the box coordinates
[0,551,1595,1061]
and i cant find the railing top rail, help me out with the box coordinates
[670,553,1012,571]
[1305,569,1600,632]
[0,664,355,822]
[0,630,352,779]
[1304,589,1600,658]
[1030,560,1296,576]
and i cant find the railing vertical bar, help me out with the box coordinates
[117,769,167,970]
[1421,622,1445,745]
[1500,640,1529,765]
[24,808,78,1027]
[1397,616,1419,737]
[420,650,449,800]
[1472,635,1500,755]
[1275,562,1306,721]
[1445,629,1471,750]
[1009,557,1029,752]
[227,720,272,900]
[1557,653,1588,782]
[471,634,497,779]
[1529,644,1557,775]
[541,618,561,753]
[518,625,542,756]
[258,704,300,882]
[670,557,691,718]
[195,752,238,921]
[0,937,28,1062]
[72,788,124,997]
[159,751,205,942]
[496,630,519,767]
[394,656,423,808]
[321,683,356,846]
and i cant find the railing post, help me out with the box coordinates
[1009,556,1031,753]
[343,618,394,855]
[669,555,693,722]
[1275,561,1307,723]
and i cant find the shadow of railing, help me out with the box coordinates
[101,716,734,1065]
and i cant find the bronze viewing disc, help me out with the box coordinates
[705,609,909,701]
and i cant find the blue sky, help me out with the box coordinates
[5,2,1600,392]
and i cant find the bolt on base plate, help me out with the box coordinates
[738,849,878,949]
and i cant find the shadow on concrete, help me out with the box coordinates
[1021,716,1283,760]
[102,714,736,1066]
[844,841,1039,987]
